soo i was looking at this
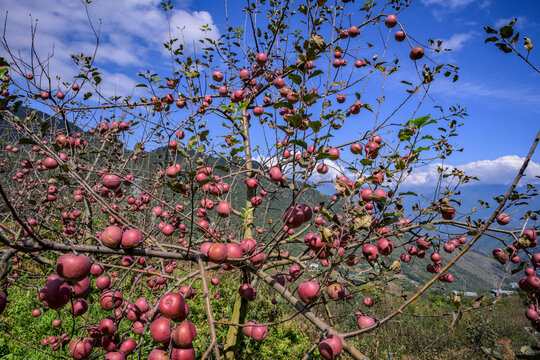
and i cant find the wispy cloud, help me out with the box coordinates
[421,0,477,10]
[429,79,540,109]
[493,17,526,30]
[440,32,476,51]
[421,0,492,20]
[403,155,540,186]
[1,0,219,98]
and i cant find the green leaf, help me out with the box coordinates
[398,128,414,141]
[309,34,326,51]
[420,222,436,231]
[399,191,418,196]
[495,43,512,53]
[360,158,373,166]
[308,120,322,132]
[308,70,324,79]
[511,261,527,275]
[238,100,250,111]
[214,165,229,173]
[510,32,520,46]
[289,139,307,149]
[408,115,431,127]
[167,182,188,194]
[83,92,93,100]
[484,26,497,34]
[288,73,302,85]
[484,36,499,43]
[499,26,514,39]
[40,121,50,136]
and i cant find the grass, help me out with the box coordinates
[0,260,537,359]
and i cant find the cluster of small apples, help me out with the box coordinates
[0,67,80,99]
[99,226,144,249]
[383,14,424,60]
[199,237,267,270]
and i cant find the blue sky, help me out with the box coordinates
[1,0,539,186]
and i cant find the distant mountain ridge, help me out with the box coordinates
[1,106,535,291]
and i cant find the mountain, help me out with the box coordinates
[2,106,535,292]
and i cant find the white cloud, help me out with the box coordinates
[421,0,477,10]
[494,17,526,30]
[440,32,476,51]
[1,0,219,98]
[429,80,540,108]
[421,0,492,20]
[402,155,540,186]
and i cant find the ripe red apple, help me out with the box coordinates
[268,167,283,182]
[43,157,58,169]
[328,147,340,160]
[282,206,305,229]
[216,202,232,218]
[245,178,259,189]
[409,46,425,60]
[56,254,91,281]
[69,338,93,360]
[212,71,224,82]
[150,317,172,344]
[350,143,363,154]
[360,188,373,202]
[496,213,510,225]
[395,30,405,42]
[90,263,104,276]
[241,238,257,253]
[384,15,398,28]
[357,315,376,329]
[149,347,169,360]
[101,174,122,190]
[255,52,268,65]
[69,298,87,317]
[159,292,186,320]
[71,276,91,298]
[169,346,195,360]
[327,283,345,300]
[207,243,227,264]
[239,283,257,301]
[273,77,285,89]
[161,224,175,236]
[298,281,320,303]
[119,338,137,355]
[96,276,111,291]
[100,226,123,248]
[100,291,123,310]
[39,276,72,310]
[104,352,125,360]
[251,324,268,341]
[362,244,379,261]
[373,188,387,202]
[318,335,343,360]
[226,243,243,264]
[376,238,394,256]
[172,321,196,347]
[121,229,144,248]
[100,317,117,336]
